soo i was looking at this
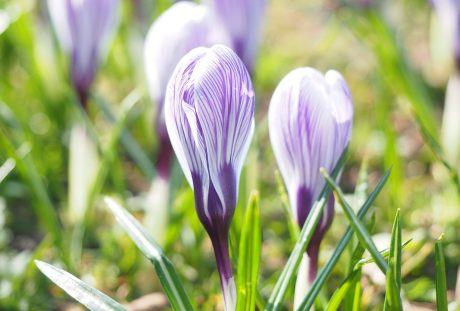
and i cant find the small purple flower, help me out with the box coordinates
[47,0,119,108]
[144,2,230,177]
[165,44,254,310]
[431,0,460,70]
[268,68,353,282]
[207,0,266,72]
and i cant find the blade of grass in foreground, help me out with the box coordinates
[265,149,348,311]
[104,197,194,311]
[435,235,448,311]
[236,191,262,311]
[35,260,127,311]
[383,210,402,311]
[321,168,388,274]
[298,169,391,310]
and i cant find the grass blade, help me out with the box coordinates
[383,210,402,310]
[104,197,194,311]
[435,235,448,311]
[265,149,348,311]
[298,169,391,310]
[0,158,15,184]
[321,168,388,274]
[93,92,156,180]
[236,191,262,311]
[326,269,361,311]
[35,260,127,311]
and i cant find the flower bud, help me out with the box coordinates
[47,0,119,108]
[165,44,254,311]
[268,67,353,282]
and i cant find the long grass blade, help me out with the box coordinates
[236,191,262,311]
[35,260,127,311]
[265,149,348,311]
[435,235,448,311]
[321,168,388,274]
[383,210,402,310]
[298,169,391,310]
[104,197,194,311]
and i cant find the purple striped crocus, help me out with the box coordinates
[207,0,266,72]
[144,1,230,178]
[47,0,119,108]
[165,44,255,311]
[268,68,353,299]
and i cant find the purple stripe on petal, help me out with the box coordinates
[165,44,254,311]
[269,67,353,279]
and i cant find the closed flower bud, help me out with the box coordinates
[47,0,119,108]
[144,2,230,177]
[207,0,265,72]
[430,0,460,74]
[165,44,254,311]
[268,68,353,292]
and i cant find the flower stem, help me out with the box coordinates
[210,231,236,311]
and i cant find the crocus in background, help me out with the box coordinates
[165,44,255,311]
[206,0,266,72]
[144,1,230,178]
[47,0,119,109]
[430,1,460,172]
[268,68,353,307]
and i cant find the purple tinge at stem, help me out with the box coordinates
[47,0,119,109]
[164,44,254,310]
[269,67,353,279]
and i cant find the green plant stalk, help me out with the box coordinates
[383,210,402,310]
[70,90,143,267]
[265,149,348,311]
[236,191,262,311]
[321,168,388,274]
[435,236,448,311]
[93,93,156,181]
[298,169,391,310]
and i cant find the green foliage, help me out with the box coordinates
[236,191,262,311]
[435,236,448,311]
[104,197,194,311]
[35,260,127,311]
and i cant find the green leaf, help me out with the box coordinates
[104,197,194,311]
[0,158,15,184]
[298,169,391,311]
[383,210,402,310]
[35,260,126,311]
[236,191,262,311]
[321,168,388,274]
[435,235,448,311]
[265,149,348,311]
[93,92,156,181]
[354,239,411,270]
[326,269,361,311]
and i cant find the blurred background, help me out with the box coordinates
[1,0,459,310]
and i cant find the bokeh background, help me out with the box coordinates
[1,0,459,310]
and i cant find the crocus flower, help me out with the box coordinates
[268,68,353,295]
[47,0,119,108]
[165,44,254,311]
[430,0,460,71]
[144,1,230,177]
[206,0,265,72]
